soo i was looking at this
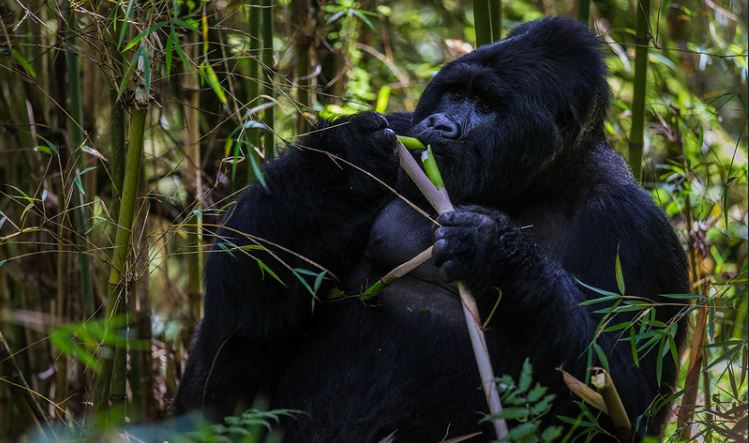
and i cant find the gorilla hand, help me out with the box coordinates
[433,205,533,294]
[310,111,399,194]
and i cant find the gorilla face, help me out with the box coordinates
[410,17,610,204]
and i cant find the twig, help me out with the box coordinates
[394,140,508,439]
[362,246,433,300]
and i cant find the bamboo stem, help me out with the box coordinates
[474,0,502,46]
[591,368,632,441]
[93,108,148,413]
[627,0,650,181]
[261,0,275,158]
[362,246,433,300]
[186,35,204,337]
[578,0,591,25]
[247,0,261,181]
[65,0,93,318]
[293,0,312,134]
[395,140,508,439]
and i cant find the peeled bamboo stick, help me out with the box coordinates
[394,140,508,439]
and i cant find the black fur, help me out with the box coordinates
[175,17,688,442]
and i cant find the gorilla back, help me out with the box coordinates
[175,16,688,442]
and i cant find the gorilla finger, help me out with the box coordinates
[432,238,450,266]
[437,210,481,227]
[371,128,397,150]
[440,259,464,282]
[434,226,471,242]
[355,112,388,132]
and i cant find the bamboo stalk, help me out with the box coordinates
[186,37,204,336]
[65,0,93,318]
[591,368,632,441]
[247,0,261,181]
[293,0,312,134]
[93,108,148,413]
[261,0,275,158]
[559,368,608,413]
[362,246,433,300]
[474,0,501,46]
[395,140,508,439]
[627,0,650,181]
[678,304,708,438]
[578,0,591,24]
[489,1,502,41]
[473,0,491,47]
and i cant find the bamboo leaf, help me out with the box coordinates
[142,48,151,96]
[10,49,36,78]
[256,259,285,286]
[614,247,625,295]
[116,46,143,101]
[122,21,168,52]
[165,29,175,76]
[200,61,228,105]
[117,0,136,48]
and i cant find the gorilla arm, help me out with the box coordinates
[432,185,687,429]
[174,112,398,415]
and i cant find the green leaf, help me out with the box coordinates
[541,426,563,442]
[256,259,285,287]
[122,21,168,52]
[518,358,533,393]
[575,279,621,298]
[116,46,143,101]
[630,327,640,366]
[165,30,175,76]
[142,48,151,96]
[11,49,36,78]
[200,61,228,105]
[217,242,237,258]
[292,268,326,297]
[614,246,625,294]
[350,9,376,31]
[593,343,609,370]
[34,145,53,155]
[505,422,538,441]
[527,384,547,403]
[117,0,136,48]
[530,393,556,415]
[7,185,37,204]
[249,149,267,190]
[578,294,621,306]
[493,407,529,420]
[655,338,666,386]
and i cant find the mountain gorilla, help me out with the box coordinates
[175,16,688,441]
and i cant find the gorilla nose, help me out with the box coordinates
[427,113,461,139]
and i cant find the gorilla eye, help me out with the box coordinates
[477,101,493,114]
[450,91,464,101]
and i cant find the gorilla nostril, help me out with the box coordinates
[427,113,461,139]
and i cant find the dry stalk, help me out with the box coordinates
[394,140,508,439]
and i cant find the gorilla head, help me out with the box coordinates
[412,17,611,203]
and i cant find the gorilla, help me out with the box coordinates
[174,16,688,442]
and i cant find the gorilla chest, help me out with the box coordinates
[344,199,463,323]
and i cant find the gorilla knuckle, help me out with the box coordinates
[356,111,389,131]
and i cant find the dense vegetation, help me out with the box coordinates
[0,0,746,441]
